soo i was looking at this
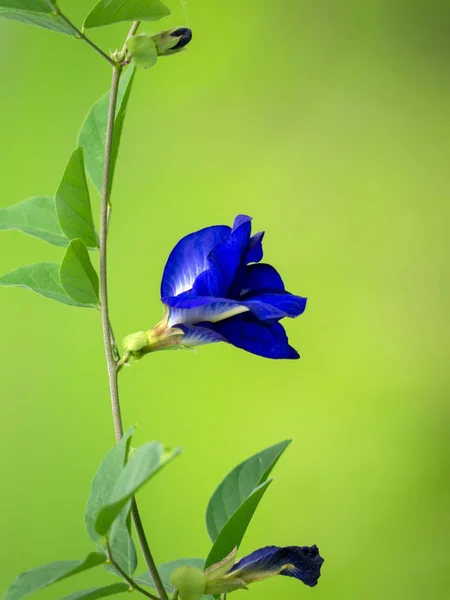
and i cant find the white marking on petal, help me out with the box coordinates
[167,303,249,327]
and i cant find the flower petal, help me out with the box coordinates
[239,263,285,296]
[210,314,300,359]
[230,545,324,587]
[164,296,249,327]
[161,225,231,298]
[177,324,227,347]
[245,231,264,263]
[193,216,252,297]
[244,293,307,320]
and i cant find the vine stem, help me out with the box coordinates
[105,539,159,600]
[99,63,169,600]
[52,6,117,67]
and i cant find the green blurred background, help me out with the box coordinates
[0,0,449,598]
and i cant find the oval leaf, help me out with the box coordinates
[84,0,170,29]
[104,508,137,577]
[135,559,213,599]
[126,35,157,70]
[60,239,99,308]
[0,262,81,306]
[95,443,181,536]
[85,427,134,542]
[206,440,291,542]
[0,196,68,247]
[78,66,136,195]
[4,553,106,600]
[0,1,53,12]
[56,148,98,248]
[0,9,74,35]
[205,480,272,568]
[60,583,129,600]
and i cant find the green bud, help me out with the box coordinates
[151,27,192,56]
[170,566,206,600]
[126,35,157,70]
[122,331,148,354]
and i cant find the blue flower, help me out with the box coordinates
[203,545,324,594]
[122,215,306,361]
[160,215,307,358]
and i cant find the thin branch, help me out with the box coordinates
[99,64,169,600]
[170,592,179,600]
[53,8,117,67]
[121,20,141,57]
[105,539,160,600]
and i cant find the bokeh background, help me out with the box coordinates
[0,0,449,598]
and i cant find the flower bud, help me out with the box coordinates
[170,566,206,600]
[151,27,192,55]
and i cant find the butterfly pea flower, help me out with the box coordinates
[170,545,324,599]
[123,215,306,361]
[151,27,193,55]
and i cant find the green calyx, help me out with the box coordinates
[170,566,206,600]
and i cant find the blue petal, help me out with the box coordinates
[177,324,227,347]
[232,214,252,230]
[244,293,307,320]
[230,545,324,587]
[193,217,252,297]
[239,263,285,296]
[245,231,264,263]
[161,225,231,298]
[210,314,300,359]
[164,295,249,327]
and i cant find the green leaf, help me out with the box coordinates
[136,559,213,599]
[0,8,74,35]
[0,1,53,12]
[56,148,98,249]
[105,507,137,576]
[60,583,128,600]
[0,262,82,306]
[60,239,99,308]
[84,0,170,29]
[95,443,181,536]
[78,66,136,195]
[60,584,129,600]
[4,553,106,600]
[206,440,291,542]
[0,197,68,247]
[86,428,134,542]
[126,35,157,70]
[205,480,272,568]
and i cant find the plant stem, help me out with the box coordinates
[99,65,169,600]
[105,539,159,600]
[53,8,117,67]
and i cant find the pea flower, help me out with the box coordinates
[170,545,324,599]
[123,215,307,360]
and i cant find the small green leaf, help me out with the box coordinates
[95,443,181,536]
[4,553,106,600]
[126,35,157,70]
[0,8,74,35]
[86,428,134,542]
[0,262,80,306]
[60,239,99,308]
[0,1,53,12]
[78,66,136,195]
[84,0,170,29]
[205,481,272,568]
[104,507,137,577]
[136,559,213,599]
[206,440,291,542]
[56,148,98,249]
[0,197,68,247]
[60,584,129,600]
